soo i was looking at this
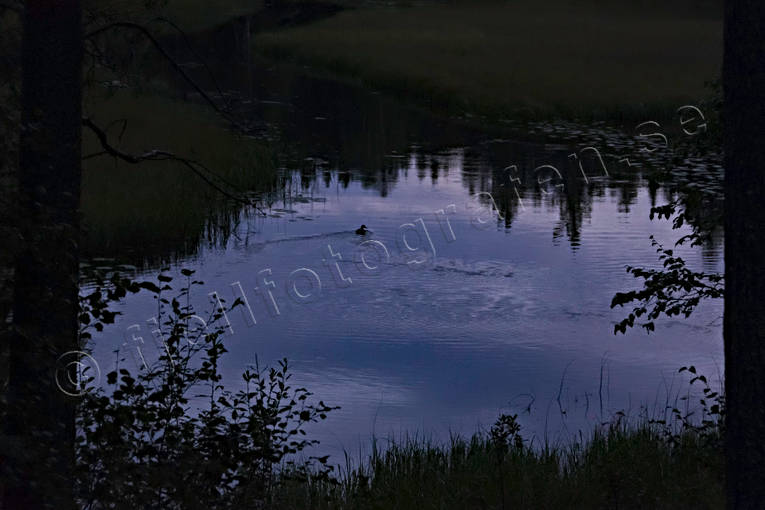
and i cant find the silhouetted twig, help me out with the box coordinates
[82,117,267,215]
[84,21,249,133]
[152,16,231,109]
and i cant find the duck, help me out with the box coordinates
[355,224,369,235]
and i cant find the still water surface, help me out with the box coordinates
[87,59,724,458]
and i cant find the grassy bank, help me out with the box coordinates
[275,424,723,509]
[82,90,277,265]
[256,0,722,123]
[78,2,282,265]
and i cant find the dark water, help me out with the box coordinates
[85,49,724,458]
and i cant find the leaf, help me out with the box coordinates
[138,281,161,293]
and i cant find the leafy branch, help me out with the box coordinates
[611,236,723,334]
[76,271,339,508]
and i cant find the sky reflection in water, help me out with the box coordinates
[93,145,723,459]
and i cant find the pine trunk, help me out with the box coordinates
[723,0,765,507]
[4,1,82,508]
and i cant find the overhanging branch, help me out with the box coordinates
[84,21,248,133]
[82,117,267,215]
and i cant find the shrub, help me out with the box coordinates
[75,270,338,509]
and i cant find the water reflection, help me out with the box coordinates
[83,47,724,458]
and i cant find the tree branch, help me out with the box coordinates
[84,21,249,133]
[152,16,230,109]
[82,117,266,215]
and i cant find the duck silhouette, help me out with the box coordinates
[355,224,369,235]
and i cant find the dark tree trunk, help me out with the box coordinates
[4,1,82,508]
[723,0,765,507]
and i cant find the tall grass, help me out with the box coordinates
[272,366,726,509]
[256,0,722,122]
[273,422,723,509]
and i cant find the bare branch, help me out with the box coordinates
[152,16,230,109]
[84,21,249,133]
[82,117,267,215]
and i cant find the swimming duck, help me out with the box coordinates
[355,224,369,235]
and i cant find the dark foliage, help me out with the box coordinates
[611,235,723,334]
[75,271,338,509]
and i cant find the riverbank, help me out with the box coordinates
[255,0,722,124]
[81,89,277,266]
[77,2,282,265]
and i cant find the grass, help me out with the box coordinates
[76,1,282,265]
[81,89,277,266]
[273,423,724,509]
[256,0,723,122]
